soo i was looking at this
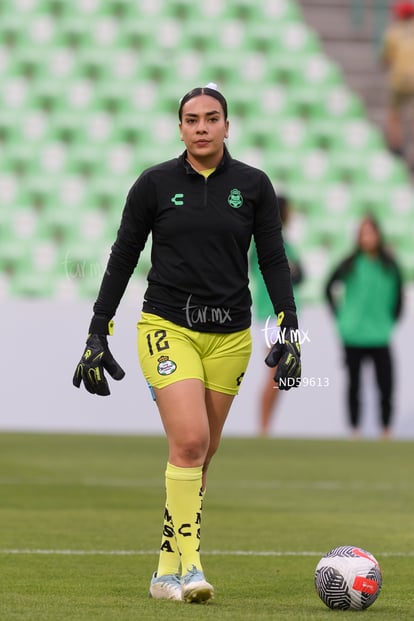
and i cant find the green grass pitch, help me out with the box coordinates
[1,433,413,620]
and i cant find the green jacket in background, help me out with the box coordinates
[325,252,403,347]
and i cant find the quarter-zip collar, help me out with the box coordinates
[180,144,231,176]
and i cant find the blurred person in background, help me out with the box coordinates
[250,194,304,437]
[72,84,301,603]
[325,215,403,439]
[381,0,414,159]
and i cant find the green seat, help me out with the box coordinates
[288,54,343,119]
[8,237,60,296]
[31,78,65,113]
[231,89,257,118]
[223,0,264,21]
[10,47,48,84]
[278,20,322,56]
[65,142,104,177]
[40,211,78,246]
[0,14,25,47]
[264,117,315,154]
[354,150,411,185]
[204,49,255,89]
[54,16,89,48]
[304,53,342,85]
[320,85,365,120]
[385,213,414,246]
[330,148,375,183]
[0,109,22,144]
[284,179,322,213]
[260,0,303,23]
[2,207,38,246]
[319,182,359,217]
[88,177,129,214]
[308,117,343,151]
[288,83,326,119]
[263,145,308,186]
[351,181,393,217]
[100,0,137,18]
[164,0,199,20]
[292,147,339,184]
[0,141,37,179]
[23,175,57,210]
[57,239,108,285]
[49,110,88,145]
[0,239,27,274]
[388,184,414,216]
[334,119,385,155]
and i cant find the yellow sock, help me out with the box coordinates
[165,462,204,575]
[155,501,181,576]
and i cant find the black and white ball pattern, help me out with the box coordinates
[315,546,382,610]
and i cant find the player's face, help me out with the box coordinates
[179,95,229,169]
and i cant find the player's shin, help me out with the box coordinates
[155,501,181,576]
[165,462,204,573]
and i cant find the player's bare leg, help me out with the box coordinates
[202,387,234,487]
[259,365,281,437]
[153,379,234,603]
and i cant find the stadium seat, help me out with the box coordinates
[320,85,365,120]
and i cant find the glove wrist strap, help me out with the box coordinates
[276,310,298,330]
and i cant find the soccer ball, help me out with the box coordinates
[314,546,382,610]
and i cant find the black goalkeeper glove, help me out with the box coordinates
[264,311,301,391]
[73,318,125,396]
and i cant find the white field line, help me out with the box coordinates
[0,477,412,491]
[0,549,413,558]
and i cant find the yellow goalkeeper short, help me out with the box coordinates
[137,312,252,395]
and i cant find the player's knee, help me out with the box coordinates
[174,436,210,465]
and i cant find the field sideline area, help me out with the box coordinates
[1,433,413,620]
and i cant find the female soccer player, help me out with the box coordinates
[73,85,301,603]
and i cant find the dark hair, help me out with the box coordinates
[346,213,396,271]
[178,87,228,121]
[277,194,289,225]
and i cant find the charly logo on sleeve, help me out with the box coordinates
[157,355,177,376]
[227,188,243,208]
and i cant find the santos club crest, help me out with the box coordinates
[157,355,177,376]
[228,188,243,208]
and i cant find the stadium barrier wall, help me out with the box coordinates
[2,289,413,439]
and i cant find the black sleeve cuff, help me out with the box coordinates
[277,310,298,329]
[88,315,114,335]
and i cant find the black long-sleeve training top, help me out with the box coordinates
[91,147,297,333]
